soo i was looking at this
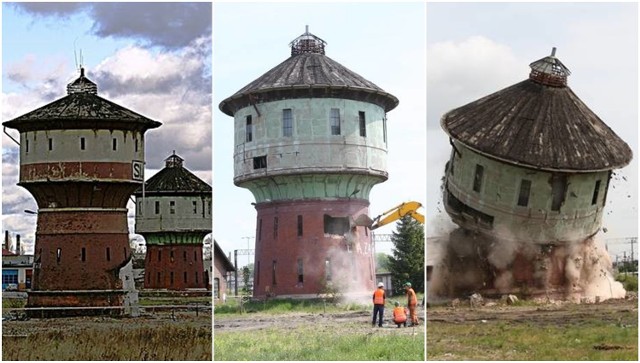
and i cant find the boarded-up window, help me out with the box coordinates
[324,215,350,235]
[592,180,601,205]
[283,109,293,137]
[473,164,484,193]
[551,174,568,211]
[517,179,532,207]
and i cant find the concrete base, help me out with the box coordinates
[26,290,125,317]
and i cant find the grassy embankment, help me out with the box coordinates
[214,296,425,361]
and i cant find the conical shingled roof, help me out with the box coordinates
[441,51,632,172]
[134,153,211,196]
[219,28,398,116]
[3,68,161,132]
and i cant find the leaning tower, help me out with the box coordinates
[3,68,161,311]
[438,49,632,297]
[219,28,398,298]
[134,152,212,290]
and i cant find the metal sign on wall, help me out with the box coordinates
[132,161,144,181]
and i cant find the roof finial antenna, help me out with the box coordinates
[551,47,557,57]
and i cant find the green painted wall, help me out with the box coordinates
[233,98,388,189]
[445,141,609,243]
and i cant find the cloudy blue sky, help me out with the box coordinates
[427,3,638,259]
[1,2,212,253]
[214,2,427,263]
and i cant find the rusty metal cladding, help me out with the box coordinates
[441,79,632,172]
[219,30,398,115]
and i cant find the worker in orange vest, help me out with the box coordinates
[372,282,386,327]
[405,282,419,326]
[392,301,408,328]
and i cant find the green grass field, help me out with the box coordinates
[214,296,425,361]
[427,299,638,360]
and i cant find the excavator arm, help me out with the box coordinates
[369,201,424,230]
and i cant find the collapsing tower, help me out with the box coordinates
[134,152,212,290]
[219,28,398,298]
[3,69,161,310]
[437,49,632,298]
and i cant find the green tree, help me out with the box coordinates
[241,264,254,294]
[388,215,425,294]
[375,253,391,273]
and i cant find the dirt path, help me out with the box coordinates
[214,307,426,334]
[427,297,637,327]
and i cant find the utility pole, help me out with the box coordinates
[234,250,239,296]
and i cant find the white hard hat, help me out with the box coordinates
[377,282,384,288]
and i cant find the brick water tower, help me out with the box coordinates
[219,27,398,298]
[438,49,632,297]
[3,68,161,310]
[134,152,212,290]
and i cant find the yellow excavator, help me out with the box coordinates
[354,201,424,230]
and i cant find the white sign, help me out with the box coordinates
[132,160,144,181]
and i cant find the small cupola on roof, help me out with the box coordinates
[290,25,327,56]
[165,151,184,168]
[529,47,571,87]
[66,67,98,94]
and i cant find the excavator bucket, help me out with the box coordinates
[353,214,374,227]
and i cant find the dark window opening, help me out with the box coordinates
[112,138,117,151]
[170,250,174,262]
[273,216,279,238]
[551,174,568,211]
[359,111,366,137]
[246,115,253,142]
[135,139,138,152]
[158,250,162,262]
[184,271,188,284]
[25,139,29,153]
[106,247,111,261]
[253,156,267,169]
[330,108,341,135]
[297,258,304,283]
[169,201,175,214]
[258,218,263,241]
[155,201,160,214]
[80,137,85,150]
[473,164,484,193]
[283,109,293,137]
[48,138,53,151]
[183,251,187,262]
[193,201,197,214]
[194,251,198,262]
[272,260,277,285]
[517,179,532,207]
[195,272,199,284]
[123,247,127,259]
[157,272,161,284]
[447,188,494,229]
[324,215,350,235]
[297,215,303,237]
[592,180,601,205]
[170,272,174,285]
[383,115,388,144]
[81,247,86,262]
